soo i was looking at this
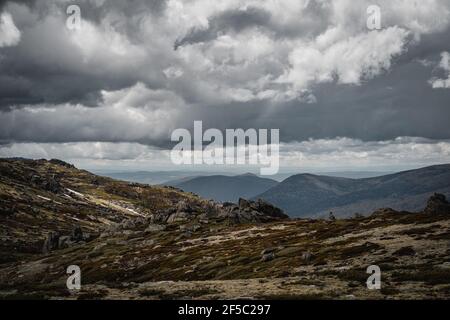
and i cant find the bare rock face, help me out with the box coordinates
[167,211,190,223]
[30,174,62,194]
[424,193,450,214]
[58,236,71,249]
[157,198,288,226]
[71,225,83,242]
[176,201,194,213]
[215,198,288,224]
[42,231,60,253]
[42,226,93,253]
[242,198,287,219]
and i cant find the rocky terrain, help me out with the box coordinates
[0,159,449,300]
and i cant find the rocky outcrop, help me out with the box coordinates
[217,198,288,224]
[424,193,450,214]
[42,231,60,253]
[30,174,62,194]
[145,224,166,233]
[372,208,399,216]
[49,159,75,169]
[42,226,93,253]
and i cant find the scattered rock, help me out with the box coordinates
[329,212,336,221]
[58,236,71,249]
[43,176,62,194]
[238,198,251,209]
[42,226,93,253]
[393,246,416,256]
[261,252,275,262]
[261,248,276,256]
[42,231,60,253]
[71,225,83,242]
[176,201,194,213]
[180,224,201,232]
[301,252,313,263]
[176,231,192,240]
[145,224,166,233]
[167,212,189,223]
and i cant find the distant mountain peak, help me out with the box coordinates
[255,164,450,218]
[238,172,258,177]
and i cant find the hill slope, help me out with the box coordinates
[167,173,278,202]
[255,164,450,217]
[0,159,287,263]
[1,159,450,300]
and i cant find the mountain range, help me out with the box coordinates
[166,173,278,202]
[255,164,450,217]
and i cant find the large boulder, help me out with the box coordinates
[167,211,189,223]
[424,193,450,214]
[219,198,288,224]
[252,199,287,219]
[176,200,194,213]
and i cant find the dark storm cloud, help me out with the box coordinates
[174,1,331,50]
[174,7,272,50]
[0,1,173,108]
[1,0,450,150]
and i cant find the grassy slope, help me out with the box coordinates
[0,159,449,300]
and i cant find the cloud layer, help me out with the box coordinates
[1,0,450,169]
[2,137,449,172]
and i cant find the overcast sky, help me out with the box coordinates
[1,0,450,172]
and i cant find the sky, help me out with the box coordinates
[1,0,450,173]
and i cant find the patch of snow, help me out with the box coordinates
[66,188,84,197]
[126,207,142,216]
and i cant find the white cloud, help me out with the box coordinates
[279,27,410,90]
[429,51,450,89]
[166,0,450,103]
[0,12,21,47]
